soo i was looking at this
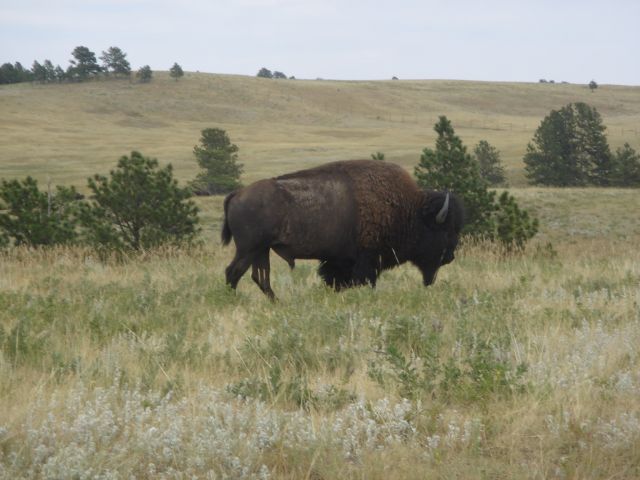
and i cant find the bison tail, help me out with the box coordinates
[221,191,236,246]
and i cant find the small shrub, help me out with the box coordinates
[136,65,152,83]
[169,62,184,81]
[372,343,440,400]
[495,191,539,252]
[256,67,273,78]
[442,338,528,402]
[0,177,79,247]
[79,151,199,251]
[610,143,640,187]
[3,317,48,366]
[227,310,358,409]
[368,316,528,403]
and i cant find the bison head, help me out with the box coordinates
[412,191,464,286]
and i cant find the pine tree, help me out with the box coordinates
[495,192,538,252]
[31,61,47,83]
[474,140,506,185]
[54,65,66,82]
[257,67,273,78]
[43,60,57,83]
[80,152,199,250]
[610,143,640,187]
[191,128,243,195]
[0,177,79,247]
[69,46,102,80]
[0,63,17,84]
[13,62,33,82]
[415,116,538,250]
[15,62,33,82]
[169,62,184,81]
[524,108,578,186]
[524,103,612,186]
[415,116,496,237]
[136,65,153,83]
[100,47,131,76]
[572,102,612,185]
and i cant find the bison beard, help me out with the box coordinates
[221,160,463,299]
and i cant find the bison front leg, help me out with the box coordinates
[251,249,276,300]
[318,259,354,291]
[352,254,378,288]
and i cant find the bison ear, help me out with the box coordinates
[422,192,450,225]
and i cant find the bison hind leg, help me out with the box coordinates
[225,251,254,290]
[318,259,354,291]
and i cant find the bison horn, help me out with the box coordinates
[436,192,449,224]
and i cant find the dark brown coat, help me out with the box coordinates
[222,160,463,298]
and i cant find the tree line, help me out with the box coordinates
[256,67,293,79]
[0,46,185,85]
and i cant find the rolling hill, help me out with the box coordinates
[1,72,639,189]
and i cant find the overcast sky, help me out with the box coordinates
[1,0,638,85]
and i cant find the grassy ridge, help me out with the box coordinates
[1,73,640,188]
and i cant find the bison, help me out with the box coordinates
[221,159,463,299]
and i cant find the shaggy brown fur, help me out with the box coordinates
[341,160,421,249]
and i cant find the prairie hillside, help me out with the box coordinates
[1,72,640,189]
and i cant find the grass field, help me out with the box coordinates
[1,189,639,478]
[1,73,640,188]
[1,74,640,478]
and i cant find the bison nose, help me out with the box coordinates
[441,251,454,266]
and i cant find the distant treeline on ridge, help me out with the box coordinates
[0,46,184,85]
